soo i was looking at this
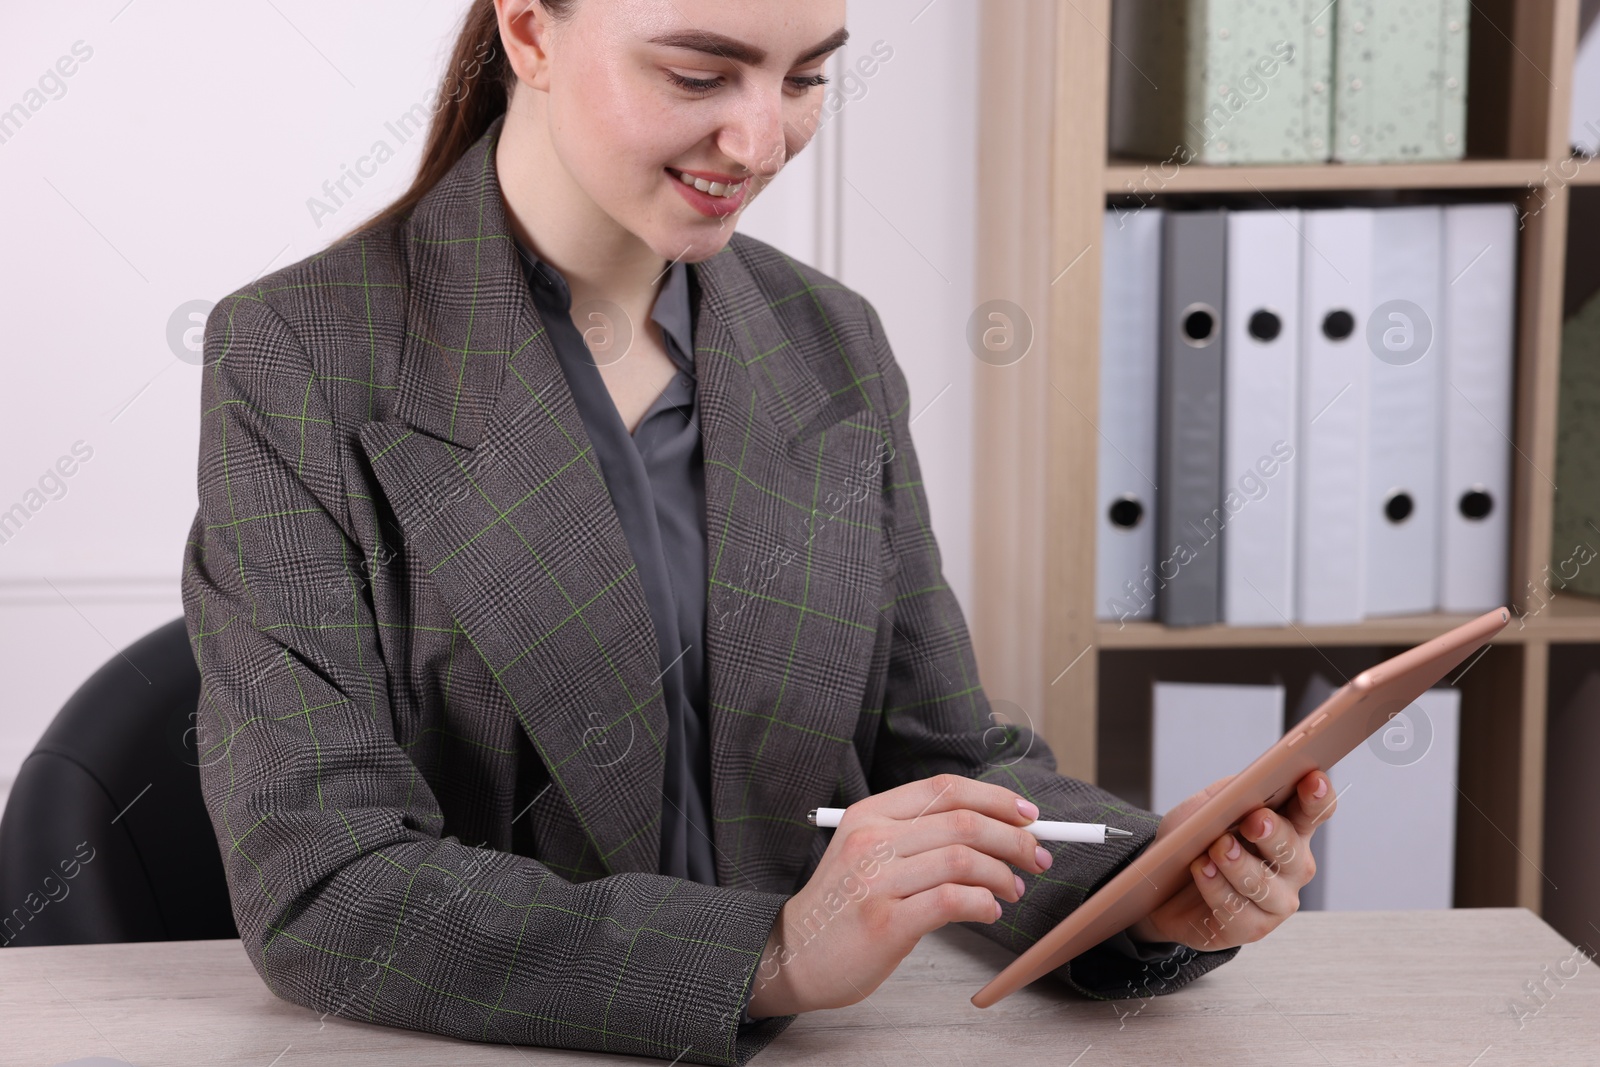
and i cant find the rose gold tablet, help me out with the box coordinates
[971,605,1510,1009]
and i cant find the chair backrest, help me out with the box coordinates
[0,616,237,947]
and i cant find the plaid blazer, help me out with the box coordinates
[181,112,1234,1066]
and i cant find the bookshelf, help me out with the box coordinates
[972,0,1588,917]
[1103,158,1557,193]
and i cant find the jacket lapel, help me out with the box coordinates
[692,247,889,891]
[356,115,673,878]
[356,114,886,891]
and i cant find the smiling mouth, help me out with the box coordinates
[667,168,749,199]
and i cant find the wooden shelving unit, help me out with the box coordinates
[1104,157,1556,193]
[973,0,1589,917]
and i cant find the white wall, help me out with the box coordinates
[0,0,979,811]
[846,1,977,610]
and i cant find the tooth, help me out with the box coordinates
[675,170,742,197]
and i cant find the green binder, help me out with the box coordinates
[1551,290,1600,600]
[1108,0,1335,165]
[1332,0,1469,162]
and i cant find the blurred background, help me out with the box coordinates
[968,0,1600,958]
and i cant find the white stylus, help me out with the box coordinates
[805,807,1135,843]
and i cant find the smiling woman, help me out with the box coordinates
[360,2,845,253]
[180,1,1297,1064]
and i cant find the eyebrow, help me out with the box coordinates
[648,26,850,68]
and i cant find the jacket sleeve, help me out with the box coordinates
[857,297,1239,1001]
[182,292,795,1066]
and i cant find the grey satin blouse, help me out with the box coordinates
[512,237,719,889]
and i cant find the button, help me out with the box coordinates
[1286,730,1306,748]
[1306,712,1328,731]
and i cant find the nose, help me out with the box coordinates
[720,82,791,181]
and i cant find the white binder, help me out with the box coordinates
[1095,207,1164,623]
[1365,206,1444,616]
[1222,209,1300,625]
[1296,209,1373,624]
[1150,681,1285,816]
[1439,203,1517,613]
[1294,673,1460,910]
[1573,4,1600,156]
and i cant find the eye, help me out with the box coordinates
[666,69,722,94]
[664,69,832,95]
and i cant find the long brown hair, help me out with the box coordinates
[352,0,577,236]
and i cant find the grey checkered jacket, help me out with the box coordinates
[180,113,1235,1066]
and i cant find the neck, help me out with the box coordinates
[493,90,669,318]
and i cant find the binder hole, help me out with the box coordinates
[1248,309,1282,342]
[1459,488,1493,520]
[1180,303,1218,347]
[1384,490,1414,524]
[1108,495,1144,529]
[1322,309,1355,341]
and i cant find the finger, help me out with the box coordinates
[861,772,1040,828]
[1183,853,1258,950]
[866,807,1048,875]
[878,844,1028,906]
[1208,828,1298,917]
[1281,769,1338,839]
[1237,807,1314,888]
[902,879,1010,934]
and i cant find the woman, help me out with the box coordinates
[181,1,1336,1063]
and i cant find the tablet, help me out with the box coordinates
[970,605,1510,1008]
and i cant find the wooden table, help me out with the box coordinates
[2,908,1596,1065]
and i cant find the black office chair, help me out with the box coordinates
[0,616,237,947]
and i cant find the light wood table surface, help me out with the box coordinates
[2,908,1596,1066]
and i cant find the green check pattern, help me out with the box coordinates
[180,113,1235,1066]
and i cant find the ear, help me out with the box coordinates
[497,0,557,91]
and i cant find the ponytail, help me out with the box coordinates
[353,0,577,236]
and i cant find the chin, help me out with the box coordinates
[647,226,738,264]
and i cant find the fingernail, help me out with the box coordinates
[1258,814,1274,838]
[1014,873,1026,898]
[1225,836,1240,861]
[1313,777,1328,799]
[994,898,1003,919]
[1035,845,1053,869]
[1201,860,1217,878]
[1016,797,1039,820]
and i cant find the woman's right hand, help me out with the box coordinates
[744,773,1052,1017]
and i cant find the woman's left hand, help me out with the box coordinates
[1124,768,1337,951]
